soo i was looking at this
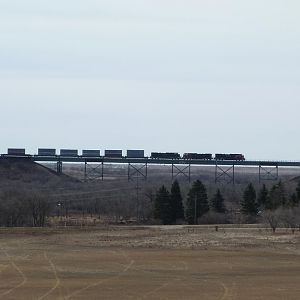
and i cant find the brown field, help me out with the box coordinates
[1,226,300,300]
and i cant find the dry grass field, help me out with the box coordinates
[1,226,300,300]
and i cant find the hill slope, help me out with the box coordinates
[0,157,78,186]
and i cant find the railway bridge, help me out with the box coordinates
[3,154,300,184]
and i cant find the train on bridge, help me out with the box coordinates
[2,148,246,161]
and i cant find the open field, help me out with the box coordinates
[1,226,300,300]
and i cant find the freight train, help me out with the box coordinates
[2,148,246,161]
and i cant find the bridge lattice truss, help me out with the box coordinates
[4,156,296,184]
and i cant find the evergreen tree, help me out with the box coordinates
[296,181,300,200]
[170,180,184,223]
[185,180,209,225]
[210,189,226,213]
[257,184,268,209]
[241,183,258,216]
[287,193,299,207]
[267,181,286,210]
[153,185,172,225]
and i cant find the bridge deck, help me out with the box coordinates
[2,155,300,167]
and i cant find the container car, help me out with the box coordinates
[183,153,212,160]
[151,152,181,159]
[7,148,26,156]
[82,150,101,157]
[38,148,56,156]
[127,150,144,158]
[104,150,123,158]
[60,149,78,157]
[215,153,245,161]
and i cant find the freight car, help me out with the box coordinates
[151,152,181,159]
[127,150,144,158]
[60,149,78,157]
[104,150,123,158]
[215,153,245,161]
[38,148,56,156]
[7,148,26,156]
[82,150,101,157]
[183,153,213,160]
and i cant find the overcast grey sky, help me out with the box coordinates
[0,0,299,160]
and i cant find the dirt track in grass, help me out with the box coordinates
[1,225,300,300]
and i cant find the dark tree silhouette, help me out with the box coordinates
[210,189,226,213]
[267,181,286,210]
[185,180,209,225]
[154,185,172,225]
[296,182,300,202]
[170,180,184,223]
[241,183,258,216]
[287,193,299,208]
[257,184,268,209]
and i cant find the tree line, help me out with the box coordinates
[241,181,300,232]
[1,179,300,228]
[241,181,300,215]
[0,189,50,227]
[154,180,226,225]
[154,180,300,227]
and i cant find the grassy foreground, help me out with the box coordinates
[0,226,300,300]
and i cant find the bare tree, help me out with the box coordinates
[280,207,300,234]
[26,193,50,227]
[262,209,281,233]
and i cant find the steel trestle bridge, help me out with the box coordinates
[2,154,300,184]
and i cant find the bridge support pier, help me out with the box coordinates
[259,165,279,183]
[215,164,235,184]
[84,161,104,181]
[128,163,148,181]
[57,161,62,174]
[172,164,191,182]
